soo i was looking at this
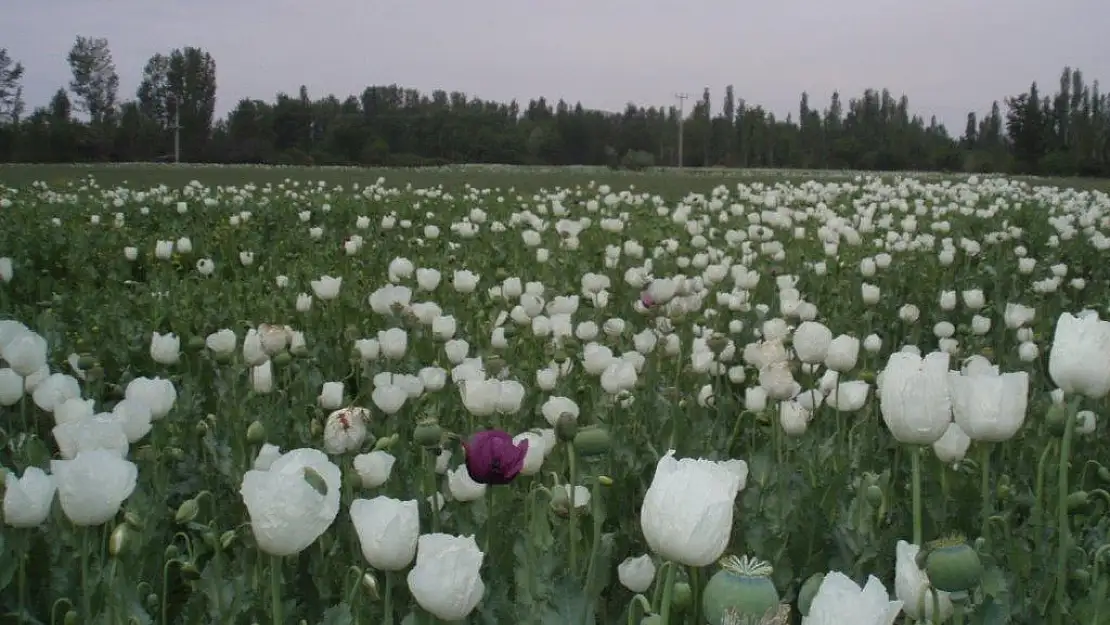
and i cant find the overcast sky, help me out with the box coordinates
[3,0,1108,132]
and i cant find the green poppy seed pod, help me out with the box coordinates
[555,413,578,442]
[175,498,200,524]
[220,530,237,550]
[702,555,780,625]
[797,572,825,616]
[707,334,729,354]
[180,561,201,581]
[925,540,983,592]
[202,531,218,550]
[76,354,96,369]
[213,351,232,365]
[164,545,179,560]
[109,524,129,557]
[413,419,443,448]
[303,467,329,496]
[573,426,611,457]
[1098,466,1110,484]
[168,447,185,461]
[64,610,78,625]
[1067,490,1090,512]
[1046,403,1069,435]
[187,336,205,352]
[272,351,293,367]
[671,581,692,610]
[864,484,883,506]
[485,357,507,376]
[361,572,380,600]
[246,420,266,444]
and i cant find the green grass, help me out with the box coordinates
[4,162,1109,194]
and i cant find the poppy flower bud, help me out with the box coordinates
[1066,490,1089,512]
[175,498,200,524]
[924,537,982,592]
[671,581,692,609]
[247,421,266,443]
[64,611,78,625]
[109,524,129,556]
[573,427,610,457]
[461,430,529,485]
[555,413,578,442]
[1099,466,1110,484]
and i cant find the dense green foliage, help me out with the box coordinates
[1,39,1109,176]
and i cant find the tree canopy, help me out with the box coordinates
[0,39,1107,177]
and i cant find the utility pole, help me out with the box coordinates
[674,92,689,168]
[169,94,181,164]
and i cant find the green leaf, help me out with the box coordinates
[541,574,594,625]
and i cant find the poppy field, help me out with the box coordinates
[1,168,1110,625]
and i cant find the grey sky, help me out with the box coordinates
[3,0,1108,132]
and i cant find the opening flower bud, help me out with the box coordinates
[797,572,825,616]
[413,419,443,448]
[573,426,611,457]
[247,421,266,444]
[302,467,329,496]
[555,413,578,442]
[109,524,129,556]
[702,555,780,624]
[175,498,200,524]
[925,537,983,592]
[361,571,380,600]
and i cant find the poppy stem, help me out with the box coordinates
[911,446,923,546]
[979,443,992,544]
[270,555,283,625]
[567,443,579,576]
[1052,396,1081,625]
[484,486,495,556]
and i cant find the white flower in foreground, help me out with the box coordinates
[640,450,748,567]
[150,331,180,365]
[350,496,420,571]
[407,533,485,621]
[310,275,342,300]
[3,467,57,527]
[803,571,902,625]
[1048,311,1110,399]
[878,351,951,445]
[240,448,341,556]
[617,554,656,593]
[52,450,138,526]
[353,450,396,488]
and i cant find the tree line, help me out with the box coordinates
[0,38,1108,176]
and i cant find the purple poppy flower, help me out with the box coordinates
[462,430,529,485]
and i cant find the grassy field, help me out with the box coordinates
[2,162,1109,194]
